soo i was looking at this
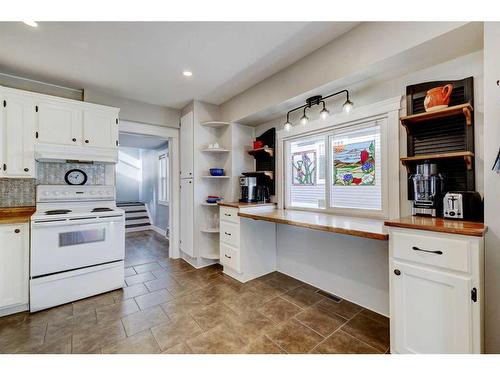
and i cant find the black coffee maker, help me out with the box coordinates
[256,186,270,203]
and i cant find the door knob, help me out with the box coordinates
[394,269,401,276]
[85,139,89,144]
[24,168,29,172]
[14,229,20,233]
[72,138,77,142]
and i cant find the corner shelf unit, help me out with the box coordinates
[201,121,231,128]
[403,77,476,199]
[201,148,230,153]
[202,175,231,179]
[248,146,274,158]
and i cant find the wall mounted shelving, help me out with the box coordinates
[201,121,231,128]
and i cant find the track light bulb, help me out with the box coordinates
[343,99,354,114]
[300,114,309,126]
[320,107,330,120]
[284,121,292,132]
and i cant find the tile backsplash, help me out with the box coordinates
[36,162,107,185]
[0,178,36,207]
[1,162,115,207]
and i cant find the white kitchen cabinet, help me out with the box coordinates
[180,178,194,257]
[388,227,484,354]
[36,100,82,146]
[180,111,194,179]
[0,223,29,317]
[83,108,118,148]
[0,94,36,178]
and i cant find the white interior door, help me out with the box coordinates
[180,111,193,179]
[180,178,194,257]
[391,260,473,353]
[37,101,81,145]
[83,109,117,148]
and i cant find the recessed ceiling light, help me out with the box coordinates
[183,71,193,77]
[23,21,38,28]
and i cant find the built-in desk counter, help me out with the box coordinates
[238,208,389,241]
[0,207,36,224]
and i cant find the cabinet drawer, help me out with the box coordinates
[220,242,241,273]
[220,221,240,248]
[391,231,470,273]
[220,207,239,224]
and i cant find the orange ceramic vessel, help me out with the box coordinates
[424,84,453,112]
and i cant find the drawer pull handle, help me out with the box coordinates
[412,246,443,255]
[394,269,401,276]
[224,232,231,236]
[14,229,20,233]
[224,254,232,259]
[224,213,231,217]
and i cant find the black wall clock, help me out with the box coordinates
[64,169,88,185]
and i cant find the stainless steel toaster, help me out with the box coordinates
[443,191,482,221]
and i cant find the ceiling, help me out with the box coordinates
[0,22,359,109]
[119,132,168,150]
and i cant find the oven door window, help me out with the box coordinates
[59,228,106,247]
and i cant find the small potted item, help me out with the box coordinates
[424,84,453,112]
[253,140,264,149]
[209,168,224,176]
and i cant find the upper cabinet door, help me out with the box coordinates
[83,109,118,148]
[37,101,82,146]
[0,95,36,178]
[391,260,473,354]
[180,111,194,178]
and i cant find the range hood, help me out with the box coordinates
[35,143,118,164]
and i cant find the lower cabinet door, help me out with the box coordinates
[0,224,29,310]
[391,260,473,353]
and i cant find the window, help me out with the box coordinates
[286,119,385,216]
[158,151,169,205]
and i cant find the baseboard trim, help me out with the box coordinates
[0,303,29,318]
[151,225,167,237]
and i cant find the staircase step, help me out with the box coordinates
[125,216,149,221]
[125,211,150,218]
[126,222,152,229]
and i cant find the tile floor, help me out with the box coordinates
[0,230,390,354]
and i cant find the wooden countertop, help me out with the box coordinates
[218,202,276,209]
[384,216,487,237]
[238,208,388,241]
[0,206,36,224]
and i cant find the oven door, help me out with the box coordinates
[31,215,125,277]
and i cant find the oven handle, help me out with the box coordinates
[32,216,124,227]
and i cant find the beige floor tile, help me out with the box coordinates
[44,310,97,343]
[24,303,74,324]
[222,309,276,340]
[144,276,180,292]
[96,299,140,322]
[112,283,149,302]
[34,335,73,354]
[360,309,390,326]
[257,297,303,323]
[72,319,126,353]
[263,273,304,291]
[72,293,115,315]
[190,302,236,330]
[341,314,390,352]
[295,306,347,337]
[102,330,161,354]
[0,320,48,353]
[125,271,156,286]
[160,294,203,321]
[187,324,247,354]
[281,285,325,308]
[161,342,193,354]
[124,267,137,277]
[266,319,323,354]
[223,290,269,315]
[134,262,163,274]
[134,289,174,310]
[243,280,287,302]
[242,335,285,354]
[121,306,170,336]
[151,315,203,351]
[316,298,363,320]
[314,330,380,354]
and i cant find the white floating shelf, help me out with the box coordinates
[201,202,219,206]
[202,175,231,179]
[201,121,231,128]
[200,148,230,153]
[200,228,220,233]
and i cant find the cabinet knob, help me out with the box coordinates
[24,168,29,172]
[224,254,232,259]
[72,138,77,142]
[85,139,89,144]
[14,229,20,233]
[394,269,401,276]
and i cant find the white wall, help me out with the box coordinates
[253,51,484,318]
[116,147,141,203]
[483,22,500,354]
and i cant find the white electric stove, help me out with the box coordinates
[30,185,125,312]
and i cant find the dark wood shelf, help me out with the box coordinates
[400,151,474,171]
[248,146,274,158]
[242,170,274,180]
[400,103,473,129]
